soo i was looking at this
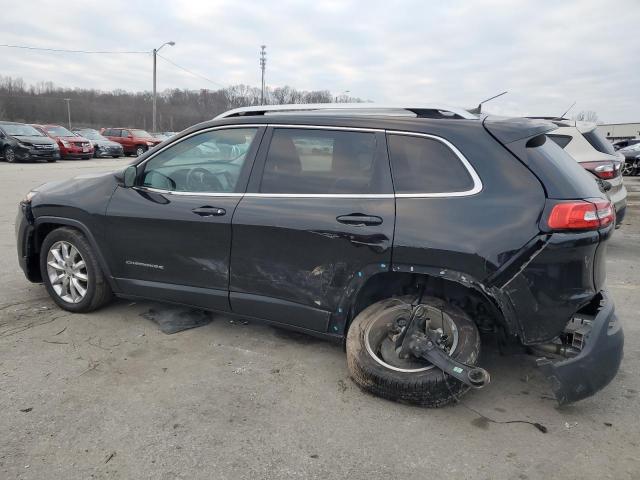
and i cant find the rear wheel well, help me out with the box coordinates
[349,272,506,335]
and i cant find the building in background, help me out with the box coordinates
[598,123,640,142]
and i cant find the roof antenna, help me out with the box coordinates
[557,101,576,120]
[468,91,508,114]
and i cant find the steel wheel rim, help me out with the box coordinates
[622,163,633,176]
[6,148,15,162]
[364,301,459,373]
[136,147,144,156]
[46,241,89,304]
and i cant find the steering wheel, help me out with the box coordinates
[186,167,223,192]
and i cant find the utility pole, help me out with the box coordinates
[64,98,71,129]
[260,45,267,105]
[153,41,175,133]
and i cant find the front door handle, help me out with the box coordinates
[192,206,226,217]
[336,214,383,226]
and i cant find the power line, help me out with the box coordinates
[0,43,149,54]
[156,53,225,88]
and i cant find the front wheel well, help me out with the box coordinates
[348,271,506,336]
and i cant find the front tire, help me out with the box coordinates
[40,227,112,313]
[4,146,16,163]
[346,296,481,407]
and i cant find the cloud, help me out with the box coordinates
[1,0,639,121]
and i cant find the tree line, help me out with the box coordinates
[0,76,362,132]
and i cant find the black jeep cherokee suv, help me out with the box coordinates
[16,104,623,407]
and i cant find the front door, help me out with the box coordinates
[105,126,264,311]
[230,126,395,333]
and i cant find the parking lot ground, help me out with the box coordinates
[0,159,639,480]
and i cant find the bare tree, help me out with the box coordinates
[574,110,599,123]
[0,75,362,131]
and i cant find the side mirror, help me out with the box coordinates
[123,165,137,188]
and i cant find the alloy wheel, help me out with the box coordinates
[46,241,89,304]
[5,147,15,163]
[622,162,634,176]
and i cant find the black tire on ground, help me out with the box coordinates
[39,227,113,313]
[135,146,146,156]
[112,155,121,158]
[346,295,481,408]
[46,158,57,163]
[4,146,16,163]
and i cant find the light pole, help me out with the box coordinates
[260,45,267,105]
[153,41,175,132]
[64,98,71,129]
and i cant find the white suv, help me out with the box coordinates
[546,119,627,226]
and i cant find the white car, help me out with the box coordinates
[546,120,627,226]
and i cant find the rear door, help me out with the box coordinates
[229,125,395,334]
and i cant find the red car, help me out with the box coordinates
[31,124,94,160]
[100,127,162,156]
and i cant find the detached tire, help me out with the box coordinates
[346,296,481,407]
[40,227,113,313]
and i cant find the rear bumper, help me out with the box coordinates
[537,291,623,405]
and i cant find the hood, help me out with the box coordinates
[55,135,90,142]
[13,135,57,145]
[33,170,119,198]
[95,139,122,147]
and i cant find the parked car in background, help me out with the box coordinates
[152,132,177,141]
[73,128,124,158]
[32,124,93,160]
[545,119,627,225]
[618,143,640,176]
[16,103,623,407]
[101,128,161,156]
[612,139,640,151]
[0,121,59,163]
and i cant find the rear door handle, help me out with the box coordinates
[192,206,226,217]
[336,214,383,226]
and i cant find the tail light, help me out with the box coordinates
[580,161,619,180]
[547,200,614,231]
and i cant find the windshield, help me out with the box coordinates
[45,126,76,137]
[76,130,107,141]
[1,123,44,137]
[621,143,640,153]
[131,129,153,138]
[583,129,616,156]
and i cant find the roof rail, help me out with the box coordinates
[214,103,478,120]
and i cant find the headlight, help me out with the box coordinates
[16,141,29,149]
[60,140,70,147]
[22,191,38,203]
[52,144,59,150]
[146,141,154,146]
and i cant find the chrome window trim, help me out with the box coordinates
[386,130,483,198]
[244,193,394,199]
[134,186,243,197]
[135,124,482,199]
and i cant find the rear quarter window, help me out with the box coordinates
[583,129,616,156]
[387,134,475,194]
[548,134,573,149]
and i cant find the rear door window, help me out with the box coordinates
[387,134,475,194]
[259,128,380,194]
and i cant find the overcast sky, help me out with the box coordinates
[2,0,639,122]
